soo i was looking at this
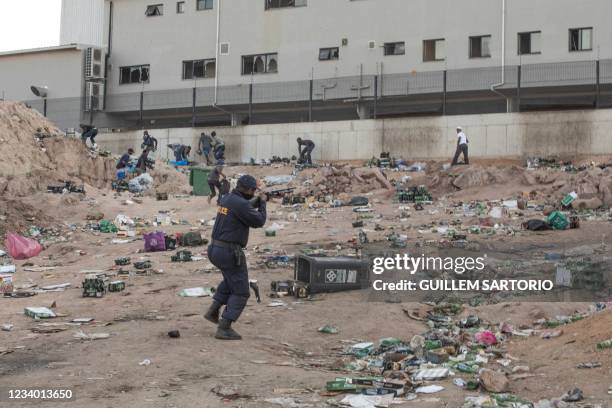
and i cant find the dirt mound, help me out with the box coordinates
[0,101,190,197]
[290,165,393,196]
[427,165,528,192]
[149,167,190,195]
[428,163,612,205]
[0,101,116,196]
[0,198,56,236]
[507,310,612,401]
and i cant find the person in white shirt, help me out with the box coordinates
[451,126,469,165]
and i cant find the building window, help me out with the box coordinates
[518,31,541,55]
[177,1,185,13]
[319,47,339,61]
[423,39,445,62]
[569,27,592,51]
[265,0,307,10]
[183,59,216,79]
[119,65,150,84]
[469,35,491,58]
[383,42,405,56]
[242,53,278,75]
[145,4,163,16]
[196,0,213,10]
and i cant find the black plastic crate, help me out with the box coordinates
[294,254,370,293]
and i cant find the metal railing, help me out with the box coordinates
[21,58,612,130]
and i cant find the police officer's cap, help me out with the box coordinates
[237,175,257,189]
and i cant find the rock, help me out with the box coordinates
[479,369,509,393]
[410,335,425,357]
[512,365,530,373]
[210,385,249,400]
[561,387,583,402]
[86,211,105,221]
[541,329,563,339]
[571,197,603,210]
[598,177,612,206]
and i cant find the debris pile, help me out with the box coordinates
[427,163,612,208]
[291,165,393,196]
[322,303,610,407]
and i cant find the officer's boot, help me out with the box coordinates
[215,318,242,340]
[204,301,222,325]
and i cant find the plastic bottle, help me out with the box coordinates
[455,362,477,374]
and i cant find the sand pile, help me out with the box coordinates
[0,101,190,197]
[0,101,116,196]
[428,164,612,206]
[291,165,393,196]
[149,167,190,195]
[0,198,56,237]
[507,310,611,400]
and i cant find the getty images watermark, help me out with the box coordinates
[370,254,554,292]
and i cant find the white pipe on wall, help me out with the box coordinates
[490,0,507,111]
[214,0,221,105]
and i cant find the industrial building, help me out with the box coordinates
[0,0,611,130]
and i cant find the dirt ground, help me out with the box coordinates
[0,102,611,408]
[0,164,610,408]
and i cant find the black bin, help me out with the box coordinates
[294,254,370,294]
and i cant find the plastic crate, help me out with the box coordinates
[547,211,569,230]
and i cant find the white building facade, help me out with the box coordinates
[1,0,611,129]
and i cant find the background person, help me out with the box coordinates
[451,126,469,166]
[297,137,315,165]
[207,161,227,205]
[198,132,213,165]
[80,123,98,148]
[141,130,158,153]
[211,132,225,161]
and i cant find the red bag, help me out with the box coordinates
[5,232,43,260]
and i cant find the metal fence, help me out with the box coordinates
[21,58,612,130]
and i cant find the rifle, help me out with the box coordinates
[264,187,296,201]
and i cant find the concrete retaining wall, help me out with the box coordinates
[99,109,612,163]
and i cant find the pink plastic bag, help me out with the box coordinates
[475,330,498,346]
[5,232,42,260]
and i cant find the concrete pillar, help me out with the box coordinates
[356,103,371,120]
[506,97,519,113]
[231,112,247,127]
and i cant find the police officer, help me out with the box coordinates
[204,175,267,340]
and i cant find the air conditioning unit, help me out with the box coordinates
[220,42,230,56]
[85,47,104,79]
[85,82,105,112]
[368,40,376,50]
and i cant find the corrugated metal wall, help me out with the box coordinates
[60,0,105,47]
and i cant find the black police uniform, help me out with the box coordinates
[208,190,266,322]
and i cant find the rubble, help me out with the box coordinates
[479,369,509,393]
